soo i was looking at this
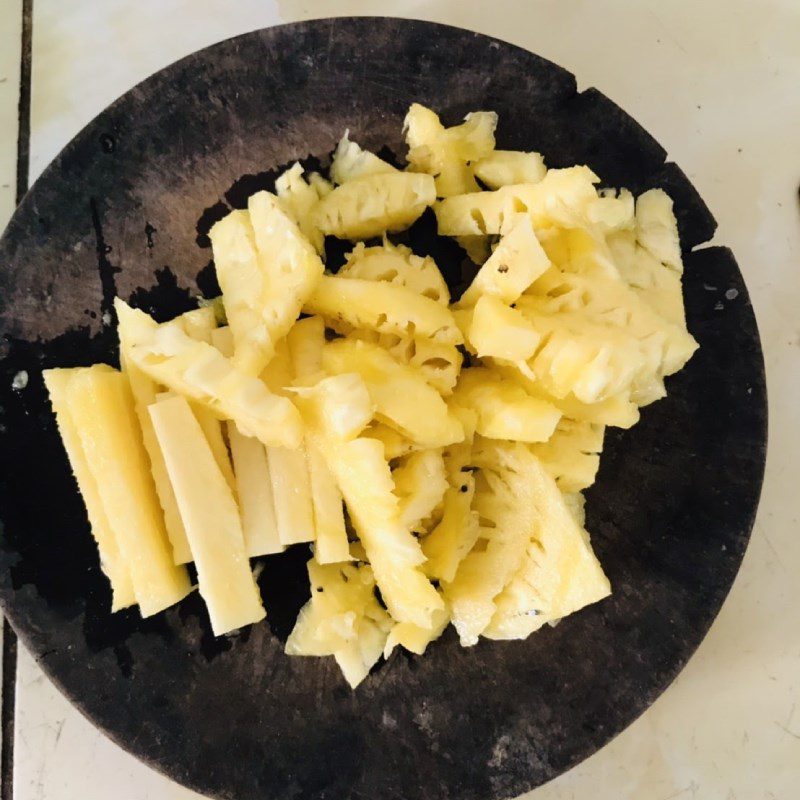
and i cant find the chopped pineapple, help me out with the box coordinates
[274,162,326,253]
[322,338,464,447]
[119,300,302,449]
[404,103,497,197]
[384,606,450,658]
[174,306,217,343]
[392,449,449,532]
[467,294,541,362]
[481,444,610,640]
[362,422,419,460]
[288,317,350,563]
[444,441,540,645]
[635,189,682,272]
[454,367,561,443]
[330,132,398,184]
[382,336,463,397]
[65,367,191,617]
[286,560,392,688]
[293,373,374,441]
[422,473,480,583]
[116,299,192,564]
[149,395,265,635]
[314,172,435,240]
[43,367,136,611]
[338,240,450,306]
[305,275,462,346]
[473,150,546,189]
[457,215,550,308]
[529,418,605,493]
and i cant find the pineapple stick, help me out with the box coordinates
[149,395,265,636]
[213,326,282,557]
[65,367,192,616]
[262,339,315,546]
[43,367,136,611]
[117,300,192,564]
[287,317,350,563]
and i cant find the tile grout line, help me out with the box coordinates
[2,1,33,799]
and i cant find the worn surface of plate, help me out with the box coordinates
[0,17,766,800]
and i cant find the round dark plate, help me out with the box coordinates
[0,17,766,800]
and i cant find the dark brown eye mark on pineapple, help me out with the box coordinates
[497,264,509,273]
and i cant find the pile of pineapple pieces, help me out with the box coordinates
[44,103,697,688]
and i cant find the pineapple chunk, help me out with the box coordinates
[384,606,450,658]
[286,560,392,688]
[473,150,546,189]
[530,418,605,493]
[305,275,462,345]
[536,226,620,280]
[210,325,234,356]
[227,424,283,556]
[288,317,350,564]
[294,373,374,441]
[175,306,217,343]
[119,300,302,449]
[482,445,610,640]
[275,162,326,253]
[149,395,265,635]
[443,441,539,645]
[322,338,464,448]
[467,294,541,361]
[262,339,315,547]
[43,367,135,611]
[363,422,419,460]
[379,336,463,397]
[338,241,450,306]
[589,187,635,232]
[404,103,497,197]
[455,367,561,444]
[635,189,682,272]
[457,215,550,308]
[314,172,436,240]
[422,473,480,583]
[65,367,191,617]
[116,300,192,564]
[330,132,398,184]
[435,166,600,236]
[209,193,324,374]
[392,449,449,531]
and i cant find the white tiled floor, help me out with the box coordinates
[2,2,799,799]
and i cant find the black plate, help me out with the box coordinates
[0,18,766,800]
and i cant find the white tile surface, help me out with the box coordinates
[6,1,800,799]
[0,0,22,224]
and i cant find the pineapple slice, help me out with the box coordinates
[149,395,265,635]
[384,605,450,658]
[262,339,315,547]
[435,166,600,236]
[443,441,539,645]
[481,445,610,640]
[209,192,324,375]
[362,422,419,460]
[330,132,397,184]
[467,294,541,362]
[322,338,464,448]
[635,189,682,272]
[116,299,192,564]
[190,402,236,494]
[305,275,462,346]
[314,172,436,240]
[43,367,135,611]
[119,300,302,449]
[274,162,326,253]
[227,423,283,557]
[422,473,480,583]
[286,560,393,688]
[64,367,191,617]
[454,367,561,444]
[288,317,350,564]
[392,449,449,532]
[457,215,550,307]
[404,103,497,197]
[338,240,450,306]
[473,150,546,189]
[529,419,605,493]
